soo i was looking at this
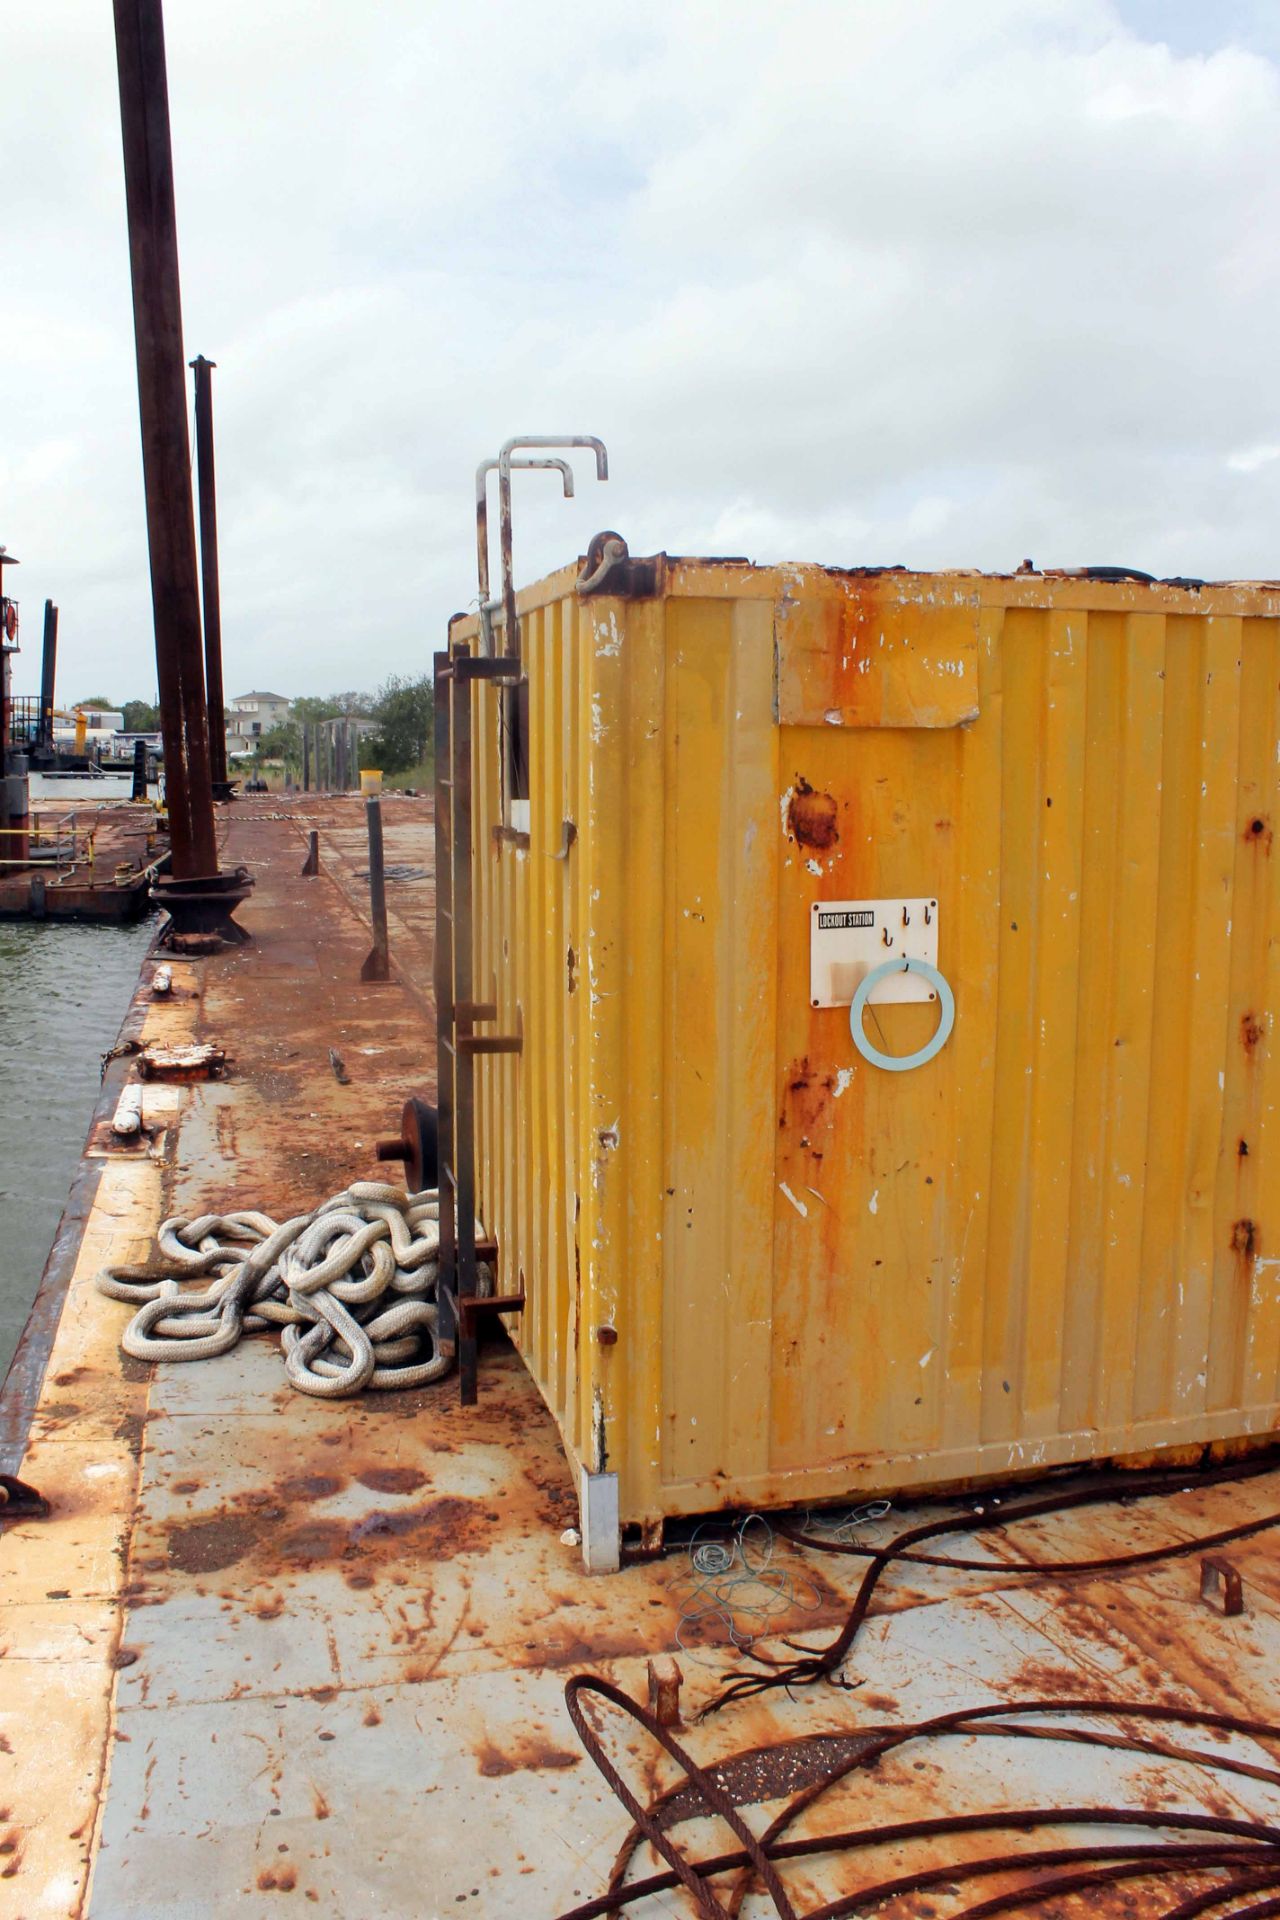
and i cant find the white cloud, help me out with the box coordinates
[1228,444,1280,474]
[2,0,1278,700]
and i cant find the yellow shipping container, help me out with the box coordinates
[439,554,1280,1567]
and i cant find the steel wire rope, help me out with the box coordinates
[696,1456,1280,1912]
[555,1695,1280,1920]
[617,1705,1280,1899]
[672,1514,825,1663]
[707,1453,1280,1710]
[561,1455,1280,1919]
[1167,1882,1280,1920]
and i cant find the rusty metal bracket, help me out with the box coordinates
[138,1041,226,1080]
[646,1656,684,1728]
[454,657,522,684]
[1200,1554,1244,1616]
[458,1291,526,1337]
[551,820,577,861]
[0,1473,49,1524]
[456,1034,523,1056]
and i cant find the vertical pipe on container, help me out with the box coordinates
[433,652,458,1359]
[112,0,218,880]
[453,664,480,1400]
[189,354,229,794]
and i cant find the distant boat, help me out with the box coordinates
[30,769,161,804]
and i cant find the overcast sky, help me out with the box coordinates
[3,1,1279,704]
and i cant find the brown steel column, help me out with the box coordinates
[0,550,17,785]
[113,0,218,879]
[190,354,230,794]
[39,601,57,756]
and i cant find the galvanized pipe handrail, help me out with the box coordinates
[491,437,608,659]
[474,456,574,657]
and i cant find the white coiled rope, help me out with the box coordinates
[95,1182,491,1398]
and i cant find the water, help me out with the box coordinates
[0,918,156,1378]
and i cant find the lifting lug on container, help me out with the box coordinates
[0,1473,49,1525]
[576,529,664,599]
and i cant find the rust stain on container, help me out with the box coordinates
[786,777,839,851]
[1243,1011,1267,1052]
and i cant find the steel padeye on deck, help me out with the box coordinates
[427,463,1280,1571]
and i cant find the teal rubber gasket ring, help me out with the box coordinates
[849,957,955,1072]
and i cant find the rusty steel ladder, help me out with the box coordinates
[434,436,608,1404]
[433,647,526,1405]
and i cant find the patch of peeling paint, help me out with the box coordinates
[778,1181,808,1220]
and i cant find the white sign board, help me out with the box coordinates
[809,898,939,1007]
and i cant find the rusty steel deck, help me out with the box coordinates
[3,795,1280,1917]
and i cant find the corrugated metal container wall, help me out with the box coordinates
[455,561,1280,1537]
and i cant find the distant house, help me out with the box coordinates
[226,691,291,758]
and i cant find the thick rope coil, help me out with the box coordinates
[95,1182,491,1397]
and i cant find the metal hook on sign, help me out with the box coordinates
[474,456,574,657]
[901,905,910,928]
[881,926,893,948]
[493,436,609,659]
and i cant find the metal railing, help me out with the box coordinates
[7,695,42,749]
[0,814,95,870]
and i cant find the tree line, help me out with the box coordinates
[74,676,435,779]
